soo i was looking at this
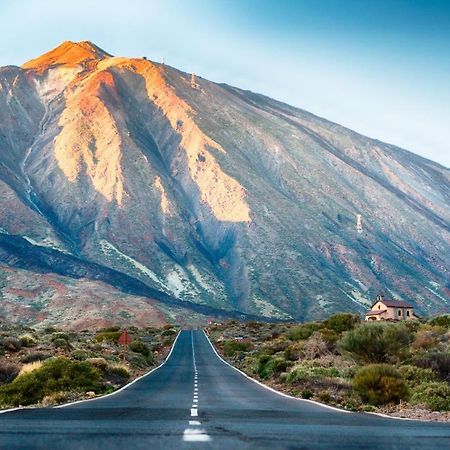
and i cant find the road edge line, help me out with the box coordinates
[55,330,182,408]
[203,330,420,421]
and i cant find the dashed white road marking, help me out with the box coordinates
[189,420,201,426]
[191,408,198,417]
[183,428,211,442]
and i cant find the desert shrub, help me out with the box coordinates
[410,382,450,411]
[129,340,150,358]
[339,323,413,363]
[353,364,408,405]
[428,315,450,329]
[19,334,37,347]
[44,326,58,333]
[105,364,130,384]
[18,361,43,377]
[51,332,70,342]
[319,329,340,348]
[263,337,289,355]
[413,352,450,382]
[53,338,69,349]
[257,355,288,379]
[20,352,52,363]
[41,391,70,407]
[129,354,152,369]
[412,330,441,352]
[71,350,88,361]
[286,324,319,341]
[322,313,360,333]
[303,332,330,359]
[161,329,176,337]
[95,331,121,342]
[0,357,101,406]
[1,337,22,352]
[0,363,20,384]
[163,324,174,330]
[301,389,314,399]
[222,340,252,357]
[287,365,340,384]
[284,342,304,361]
[398,365,436,387]
[86,357,108,371]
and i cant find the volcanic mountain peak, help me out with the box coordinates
[22,40,110,71]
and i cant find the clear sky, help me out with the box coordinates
[1,0,449,167]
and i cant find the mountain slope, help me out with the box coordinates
[0,41,448,322]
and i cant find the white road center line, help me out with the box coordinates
[189,420,201,426]
[191,408,198,417]
[183,428,211,442]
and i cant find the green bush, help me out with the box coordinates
[428,315,450,329]
[71,350,89,361]
[20,352,52,363]
[353,364,408,405]
[129,341,150,358]
[51,332,70,342]
[286,324,319,341]
[53,338,69,349]
[339,323,413,363]
[95,331,121,342]
[287,365,340,383]
[398,365,436,387]
[301,389,314,399]
[257,355,288,379]
[413,352,450,382]
[0,357,101,406]
[161,329,176,337]
[222,340,252,357]
[322,313,360,333]
[100,326,121,333]
[410,382,450,411]
[19,334,37,347]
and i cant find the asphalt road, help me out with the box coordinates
[1,330,449,449]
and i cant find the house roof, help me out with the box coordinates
[371,298,413,308]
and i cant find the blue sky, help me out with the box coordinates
[1,0,449,166]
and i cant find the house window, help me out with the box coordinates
[378,305,381,309]
[398,310,402,316]
[407,310,410,317]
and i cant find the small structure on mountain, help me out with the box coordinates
[191,73,199,89]
[356,214,363,233]
[365,295,419,321]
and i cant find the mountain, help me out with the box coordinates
[0,40,448,326]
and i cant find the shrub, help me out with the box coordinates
[51,332,70,342]
[353,364,408,405]
[129,354,151,369]
[413,352,450,382]
[20,352,52,363]
[71,350,88,361]
[286,324,319,341]
[85,358,108,371]
[129,341,150,358]
[1,337,22,352]
[398,365,436,387]
[287,365,340,383]
[19,334,37,347]
[301,389,314,399]
[161,329,177,337]
[18,361,43,377]
[0,363,20,384]
[284,342,303,361]
[428,315,450,329]
[339,323,413,363]
[263,337,289,355]
[95,331,121,342]
[105,364,130,385]
[412,330,441,352]
[322,313,360,333]
[303,333,330,359]
[100,326,121,333]
[319,329,340,348]
[53,338,69,349]
[222,340,252,357]
[410,382,450,411]
[0,357,101,406]
[257,355,288,379]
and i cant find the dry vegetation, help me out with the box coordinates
[0,323,178,408]
[207,314,450,421]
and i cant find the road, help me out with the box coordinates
[0,330,449,449]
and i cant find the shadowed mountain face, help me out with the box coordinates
[0,40,448,323]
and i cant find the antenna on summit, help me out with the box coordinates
[191,73,199,89]
[161,56,165,65]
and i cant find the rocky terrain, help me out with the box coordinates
[0,40,448,325]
